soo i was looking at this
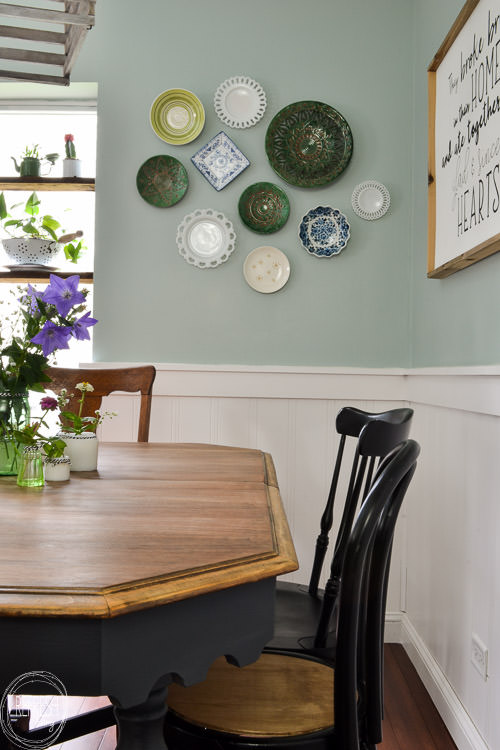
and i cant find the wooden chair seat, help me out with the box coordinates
[167,653,334,738]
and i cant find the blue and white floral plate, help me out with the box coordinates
[298,206,350,257]
[191,131,250,191]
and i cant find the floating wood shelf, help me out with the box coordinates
[0,1,95,86]
[0,268,93,283]
[0,177,95,191]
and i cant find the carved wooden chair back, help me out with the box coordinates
[46,365,156,442]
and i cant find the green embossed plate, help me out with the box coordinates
[150,89,205,145]
[136,155,188,208]
[238,182,290,233]
[265,101,353,187]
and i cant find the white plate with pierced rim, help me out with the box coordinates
[176,209,236,269]
[243,246,290,293]
[214,76,267,129]
[351,180,390,221]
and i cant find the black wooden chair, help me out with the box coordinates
[164,439,420,750]
[268,406,413,658]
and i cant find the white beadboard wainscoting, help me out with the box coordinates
[87,362,500,750]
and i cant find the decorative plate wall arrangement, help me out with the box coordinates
[150,88,205,145]
[243,246,290,293]
[136,155,188,207]
[351,180,390,220]
[265,101,353,187]
[191,131,250,191]
[238,182,290,234]
[176,209,236,268]
[214,76,267,129]
[298,206,350,257]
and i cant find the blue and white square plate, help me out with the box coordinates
[191,131,250,191]
[298,206,350,257]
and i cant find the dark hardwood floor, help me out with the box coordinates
[382,644,458,750]
[7,644,457,750]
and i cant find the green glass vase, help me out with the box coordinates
[0,392,30,475]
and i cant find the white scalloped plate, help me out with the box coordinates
[351,180,390,221]
[214,76,267,129]
[176,209,236,268]
[243,246,290,293]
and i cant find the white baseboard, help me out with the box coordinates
[384,611,403,643]
[399,615,489,750]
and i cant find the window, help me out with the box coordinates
[0,101,97,366]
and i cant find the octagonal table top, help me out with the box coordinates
[0,443,297,618]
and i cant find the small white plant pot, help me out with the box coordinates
[44,456,71,481]
[57,432,98,471]
[63,158,82,178]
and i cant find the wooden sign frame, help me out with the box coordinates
[428,0,500,278]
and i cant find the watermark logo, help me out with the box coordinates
[0,671,67,749]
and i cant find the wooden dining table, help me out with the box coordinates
[0,442,297,750]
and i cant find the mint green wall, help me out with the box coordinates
[72,0,413,366]
[410,0,500,366]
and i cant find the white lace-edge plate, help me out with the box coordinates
[214,76,267,129]
[243,246,290,293]
[176,209,236,269]
[351,180,390,221]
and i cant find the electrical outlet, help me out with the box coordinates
[471,633,488,680]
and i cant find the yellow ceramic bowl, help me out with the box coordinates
[150,89,205,145]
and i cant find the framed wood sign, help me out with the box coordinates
[428,0,500,278]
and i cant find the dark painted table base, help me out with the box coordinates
[113,684,168,750]
[0,580,275,750]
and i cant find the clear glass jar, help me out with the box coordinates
[17,446,44,487]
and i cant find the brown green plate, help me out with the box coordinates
[238,182,290,233]
[136,155,188,208]
[265,101,353,187]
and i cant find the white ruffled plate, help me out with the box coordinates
[351,180,390,221]
[176,209,236,269]
[243,246,290,293]
[214,76,267,129]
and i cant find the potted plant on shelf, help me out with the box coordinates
[0,191,85,267]
[62,134,82,178]
[11,144,59,178]
[0,274,97,476]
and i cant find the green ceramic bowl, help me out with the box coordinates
[136,155,188,208]
[238,182,290,233]
[265,101,353,187]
